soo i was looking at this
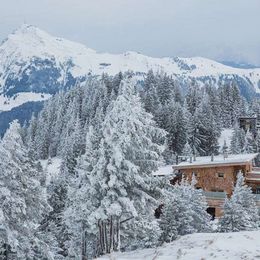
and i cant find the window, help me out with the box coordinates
[218,172,224,178]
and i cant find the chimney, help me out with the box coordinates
[211,154,214,162]
[189,156,192,163]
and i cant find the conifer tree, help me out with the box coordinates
[219,172,259,232]
[165,100,187,156]
[0,121,52,258]
[160,176,211,242]
[65,77,166,257]
[182,142,193,157]
[230,124,246,154]
[243,130,256,153]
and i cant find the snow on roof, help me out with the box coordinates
[173,153,258,169]
[153,165,174,176]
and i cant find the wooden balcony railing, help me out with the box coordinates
[204,191,226,199]
[203,191,260,201]
[252,167,260,173]
[246,168,260,181]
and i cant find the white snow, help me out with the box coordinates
[1,24,260,93]
[0,92,51,112]
[153,165,174,176]
[173,153,258,169]
[218,128,233,151]
[40,157,62,184]
[98,230,260,260]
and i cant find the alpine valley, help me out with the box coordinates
[0,24,260,134]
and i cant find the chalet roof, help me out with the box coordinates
[173,153,259,170]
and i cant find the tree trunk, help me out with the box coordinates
[109,216,114,253]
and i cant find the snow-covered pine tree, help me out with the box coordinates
[186,107,205,157]
[182,142,193,157]
[243,130,256,154]
[0,120,53,259]
[157,73,174,105]
[174,176,211,234]
[26,113,39,160]
[230,123,246,154]
[65,76,166,258]
[219,172,259,232]
[160,175,211,242]
[159,193,179,242]
[218,82,240,128]
[164,100,187,156]
[64,118,105,258]
[185,81,202,115]
[196,94,220,156]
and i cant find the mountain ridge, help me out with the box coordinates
[0,24,259,96]
[0,24,259,134]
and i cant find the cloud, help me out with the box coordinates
[0,0,259,65]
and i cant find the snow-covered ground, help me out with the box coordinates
[0,92,51,112]
[218,128,233,151]
[98,230,260,260]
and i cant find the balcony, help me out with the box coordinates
[204,191,226,199]
[245,168,260,181]
[204,191,260,201]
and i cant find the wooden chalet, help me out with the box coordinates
[156,153,260,219]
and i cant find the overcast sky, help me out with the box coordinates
[1,0,260,65]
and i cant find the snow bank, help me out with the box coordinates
[0,92,51,112]
[98,230,260,260]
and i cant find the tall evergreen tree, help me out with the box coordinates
[219,172,259,232]
[160,176,211,242]
[65,77,166,258]
[230,123,246,154]
[0,121,52,259]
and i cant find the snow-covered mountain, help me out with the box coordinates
[0,24,260,134]
[1,25,260,101]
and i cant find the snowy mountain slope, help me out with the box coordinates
[0,24,260,98]
[0,92,51,112]
[0,24,260,134]
[98,230,260,260]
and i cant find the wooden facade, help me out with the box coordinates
[172,153,260,218]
